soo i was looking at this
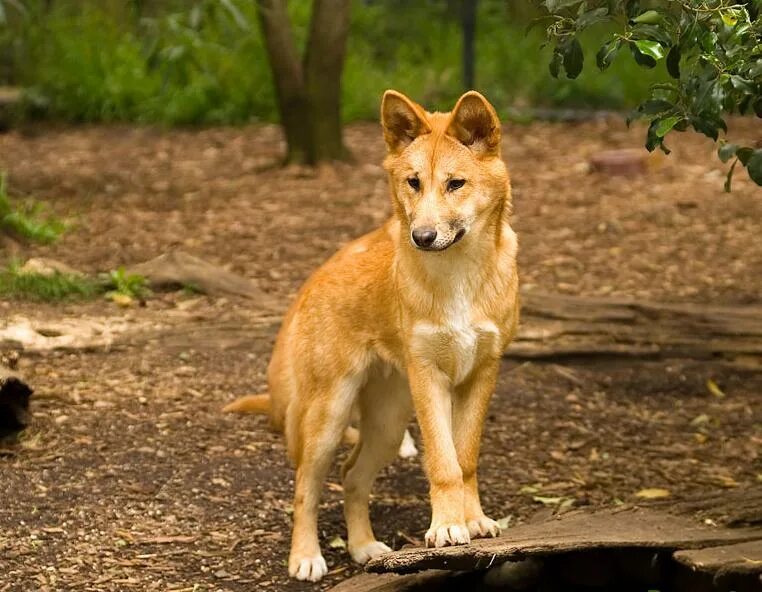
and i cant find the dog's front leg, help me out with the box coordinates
[408,361,470,548]
[454,359,501,539]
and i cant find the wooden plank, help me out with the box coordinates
[365,508,762,575]
[674,540,762,575]
[645,487,762,528]
[328,572,455,592]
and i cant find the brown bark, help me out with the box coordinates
[256,0,312,164]
[303,0,352,162]
[509,292,762,361]
[257,0,351,165]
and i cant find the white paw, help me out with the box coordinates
[349,540,392,564]
[424,523,470,548]
[467,515,501,539]
[397,430,418,459]
[289,555,328,582]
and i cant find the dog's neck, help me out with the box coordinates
[393,201,512,306]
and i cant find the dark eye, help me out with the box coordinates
[447,179,466,192]
[407,177,420,191]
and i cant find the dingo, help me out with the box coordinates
[224,90,519,581]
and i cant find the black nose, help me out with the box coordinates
[412,227,437,248]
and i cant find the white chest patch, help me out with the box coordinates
[411,296,499,385]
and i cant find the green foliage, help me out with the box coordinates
[542,0,762,189]
[0,261,98,301]
[0,173,65,243]
[0,261,151,302]
[3,0,661,125]
[105,267,150,300]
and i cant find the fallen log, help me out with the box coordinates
[510,292,762,361]
[126,250,274,303]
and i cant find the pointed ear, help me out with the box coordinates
[381,90,431,154]
[446,91,501,156]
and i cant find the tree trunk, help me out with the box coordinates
[257,0,351,165]
[256,0,312,164]
[303,0,352,162]
[461,0,478,90]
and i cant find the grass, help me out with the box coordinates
[0,261,98,301]
[0,173,66,244]
[105,267,151,302]
[0,260,151,303]
[3,0,667,125]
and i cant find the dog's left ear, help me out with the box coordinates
[446,91,501,156]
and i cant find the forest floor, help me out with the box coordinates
[0,118,760,591]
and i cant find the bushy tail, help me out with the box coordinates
[222,393,270,415]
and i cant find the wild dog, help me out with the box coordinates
[225,90,519,581]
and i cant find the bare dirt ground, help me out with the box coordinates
[1,118,761,591]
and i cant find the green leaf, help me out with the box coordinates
[667,46,681,79]
[720,10,739,27]
[577,7,609,29]
[625,0,641,20]
[754,98,762,118]
[737,147,753,166]
[549,50,563,78]
[631,43,656,68]
[596,39,621,71]
[562,38,584,79]
[543,0,584,11]
[700,30,719,52]
[638,99,674,115]
[632,24,673,46]
[646,120,671,154]
[746,150,762,186]
[634,40,665,61]
[718,143,739,163]
[633,10,661,25]
[654,116,681,137]
[730,75,754,93]
[691,117,719,141]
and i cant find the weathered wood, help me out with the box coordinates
[674,540,762,576]
[509,292,762,360]
[365,508,762,575]
[126,250,270,301]
[328,572,457,592]
[645,487,762,528]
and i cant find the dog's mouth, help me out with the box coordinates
[415,228,467,252]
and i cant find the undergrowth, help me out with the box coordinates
[2,0,667,125]
[0,261,98,301]
[0,173,65,244]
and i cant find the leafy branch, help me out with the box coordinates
[541,0,762,190]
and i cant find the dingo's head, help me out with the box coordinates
[381,90,509,252]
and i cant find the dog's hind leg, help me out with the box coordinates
[341,368,412,564]
[287,374,360,582]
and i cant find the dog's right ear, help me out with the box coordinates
[381,90,431,154]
